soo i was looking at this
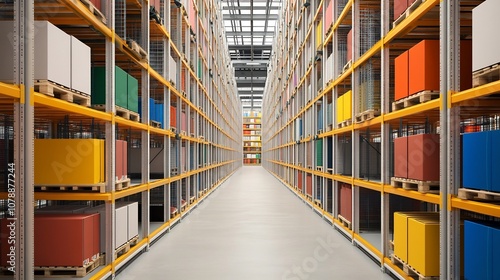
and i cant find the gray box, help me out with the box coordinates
[473,0,500,71]
[70,36,91,94]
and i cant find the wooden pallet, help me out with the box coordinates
[115,178,131,191]
[392,90,440,111]
[458,188,500,201]
[126,39,148,61]
[150,120,162,128]
[171,127,177,133]
[316,166,323,172]
[189,196,196,204]
[326,168,333,174]
[170,207,178,218]
[180,130,187,136]
[35,80,91,107]
[391,177,440,194]
[473,63,500,87]
[80,0,107,24]
[327,124,333,131]
[391,254,439,280]
[338,214,352,230]
[337,119,352,128]
[26,254,103,277]
[307,165,312,170]
[92,105,140,122]
[355,109,380,123]
[115,235,139,259]
[35,183,106,193]
[392,0,426,28]
[317,129,323,135]
[314,199,322,208]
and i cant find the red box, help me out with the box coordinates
[394,137,408,178]
[115,140,128,180]
[181,112,187,132]
[394,0,408,19]
[90,0,101,11]
[347,29,353,62]
[409,40,440,96]
[325,1,333,33]
[150,0,160,11]
[460,40,472,91]
[189,0,197,30]
[1,215,99,267]
[407,134,440,181]
[190,117,194,134]
[338,183,352,222]
[170,106,176,128]
[298,171,303,190]
[306,174,313,196]
[395,50,409,101]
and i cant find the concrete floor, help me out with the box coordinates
[116,166,394,280]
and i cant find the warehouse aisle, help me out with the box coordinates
[116,167,393,280]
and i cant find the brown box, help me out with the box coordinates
[394,0,408,19]
[34,213,100,267]
[347,29,353,62]
[338,183,352,222]
[407,134,440,181]
[306,174,313,196]
[394,136,408,178]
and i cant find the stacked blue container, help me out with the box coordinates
[462,130,500,192]
[464,220,500,280]
[155,102,164,128]
[317,106,323,132]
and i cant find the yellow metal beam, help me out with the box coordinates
[34,92,112,121]
[353,179,382,192]
[384,98,440,122]
[0,82,21,99]
[115,118,148,130]
[451,197,500,218]
[353,233,383,259]
[452,80,500,104]
[352,40,383,70]
[35,192,111,201]
[383,257,414,280]
[383,184,440,205]
[332,0,352,34]
[59,0,113,39]
[114,184,149,200]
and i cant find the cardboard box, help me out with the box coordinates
[34,139,105,185]
[395,50,409,100]
[472,0,500,71]
[394,0,407,19]
[347,29,353,62]
[116,140,128,180]
[343,90,352,121]
[127,74,138,113]
[306,174,313,196]
[463,130,500,192]
[298,171,303,190]
[90,0,101,11]
[409,40,440,95]
[84,203,131,252]
[408,216,440,277]
[407,134,440,181]
[70,36,91,94]
[170,106,177,128]
[316,20,322,49]
[325,1,333,32]
[337,94,344,122]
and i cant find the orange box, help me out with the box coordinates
[409,40,440,95]
[170,106,176,128]
[395,50,409,101]
[394,136,408,178]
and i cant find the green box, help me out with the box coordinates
[91,66,128,109]
[127,74,138,113]
[316,138,323,166]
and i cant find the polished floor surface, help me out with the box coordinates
[116,166,394,280]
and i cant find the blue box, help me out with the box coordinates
[491,130,500,192]
[463,131,490,190]
[154,102,164,128]
[465,220,500,280]
[317,107,323,131]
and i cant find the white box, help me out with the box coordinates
[34,21,71,87]
[126,202,139,239]
[70,36,91,94]
[473,0,500,71]
[115,205,128,248]
[0,22,15,83]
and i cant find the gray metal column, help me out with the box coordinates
[445,0,461,279]
[141,0,151,247]
[440,1,450,278]
[104,0,116,267]
[13,0,34,278]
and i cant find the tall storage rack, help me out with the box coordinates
[262,0,500,279]
[0,0,241,278]
[243,111,262,165]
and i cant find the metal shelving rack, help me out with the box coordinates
[0,0,241,278]
[262,0,499,279]
[243,111,262,165]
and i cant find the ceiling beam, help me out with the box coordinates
[223,14,278,21]
[225,31,275,36]
[223,6,280,10]
[235,70,267,77]
[236,81,266,87]
[228,45,272,50]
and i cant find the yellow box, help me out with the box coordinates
[343,90,352,121]
[337,94,344,122]
[35,139,105,185]
[408,217,440,277]
[316,20,322,49]
[393,212,438,263]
